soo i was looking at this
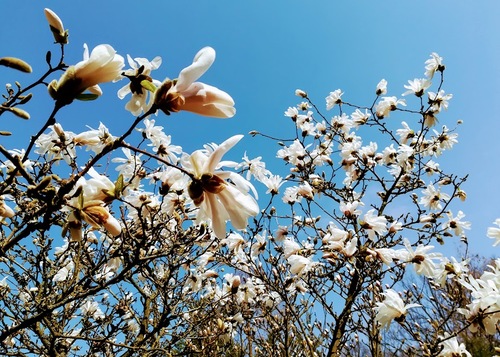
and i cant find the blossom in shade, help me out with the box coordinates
[154,47,235,118]
[0,196,14,219]
[374,289,420,329]
[437,334,471,357]
[184,135,259,238]
[48,44,124,105]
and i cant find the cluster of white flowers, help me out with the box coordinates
[1,9,499,356]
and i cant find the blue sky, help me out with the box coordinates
[1,1,500,256]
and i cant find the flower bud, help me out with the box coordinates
[295,89,307,98]
[44,8,68,44]
[0,57,32,73]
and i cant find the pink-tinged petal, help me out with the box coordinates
[87,84,103,96]
[104,215,121,236]
[175,47,215,92]
[180,83,235,118]
[181,101,235,118]
[204,135,243,174]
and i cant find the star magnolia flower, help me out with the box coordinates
[65,169,121,241]
[437,334,471,357]
[48,44,124,105]
[154,46,235,118]
[0,196,15,219]
[184,135,259,238]
[487,218,500,246]
[374,289,420,329]
[118,55,162,115]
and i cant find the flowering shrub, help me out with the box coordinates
[0,7,498,357]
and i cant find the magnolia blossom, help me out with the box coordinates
[376,79,387,95]
[374,289,420,329]
[65,168,121,240]
[48,44,124,104]
[375,96,406,119]
[184,135,259,238]
[437,334,471,357]
[402,78,431,97]
[442,210,471,236]
[118,55,162,115]
[360,209,387,241]
[288,254,315,276]
[487,218,500,246]
[425,52,444,78]
[325,89,343,110]
[0,196,14,219]
[419,183,450,210]
[154,47,235,118]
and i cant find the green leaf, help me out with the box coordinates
[140,79,157,93]
[76,93,99,101]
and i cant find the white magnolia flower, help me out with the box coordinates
[402,78,431,97]
[375,96,406,119]
[0,196,14,219]
[437,334,471,357]
[65,169,121,240]
[48,44,124,104]
[325,89,343,110]
[487,218,500,246]
[360,209,387,241]
[376,79,387,95]
[118,55,162,115]
[425,52,444,79]
[400,239,443,278]
[288,254,315,276]
[53,261,75,282]
[154,46,235,118]
[442,210,471,236]
[374,289,420,329]
[184,135,259,238]
[419,183,450,210]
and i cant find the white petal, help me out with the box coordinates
[175,47,215,92]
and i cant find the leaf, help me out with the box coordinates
[75,93,99,101]
[140,79,157,93]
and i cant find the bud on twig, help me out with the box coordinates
[0,57,32,73]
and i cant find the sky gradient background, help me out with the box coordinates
[1,1,499,256]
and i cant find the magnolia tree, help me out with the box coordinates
[0,8,499,357]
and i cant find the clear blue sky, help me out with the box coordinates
[1,1,499,256]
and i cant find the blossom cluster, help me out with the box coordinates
[0,7,498,357]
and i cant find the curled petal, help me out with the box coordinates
[181,83,235,118]
[175,47,215,92]
[204,135,243,174]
